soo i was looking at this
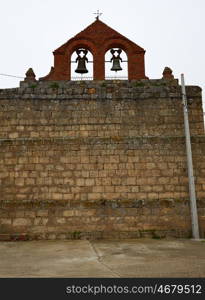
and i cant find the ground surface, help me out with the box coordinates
[0,239,204,278]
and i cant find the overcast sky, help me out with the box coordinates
[0,0,204,108]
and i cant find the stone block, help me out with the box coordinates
[146,163,156,169]
[0,218,12,225]
[36,210,48,217]
[9,132,18,139]
[85,178,95,186]
[25,178,35,185]
[103,193,120,200]
[52,193,63,200]
[81,156,90,163]
[13,218,31,226]
[63,210,75,217]
[126,177,136,185]
[88,193,102,200]
[25,211,36,218]
[34,218,41,226]
[76,178,85,186]
[88,88,96,94]
[158,177,170,184]
[15,211,25,217]
[56,218,66,224]
[92,186,104,193]
[15,178,24,186]
[63,193,73,200]
[147,193,159,200]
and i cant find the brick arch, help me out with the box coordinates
[66,39,97,56]
[102,38,132,54]
[100,39,146,80]
[99,39,130,80]
[103,41,129,79]
[67,39,96,80]
[41,39,97,81]
[69,43,95,79]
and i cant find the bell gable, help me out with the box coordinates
[40,19,147,81]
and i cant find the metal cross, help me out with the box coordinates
[94,10,102,20]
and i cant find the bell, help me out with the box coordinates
[110,48,123,72]
[111,57,122,71]
[75,58,88,73]
[75,49,88,74]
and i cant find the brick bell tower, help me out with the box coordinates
[40,17,147,81]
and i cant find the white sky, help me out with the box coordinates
[0,0,204,109]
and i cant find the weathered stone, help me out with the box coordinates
[13,218,31,226]
[0,80,204,239]
[36,210,48,217]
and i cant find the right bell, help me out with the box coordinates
[111,57,122,71]
[110,49,123,71]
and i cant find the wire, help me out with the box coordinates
[0,73,24,79]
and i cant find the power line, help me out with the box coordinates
[0,73,24,79]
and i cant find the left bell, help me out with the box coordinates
[75,49,88,74]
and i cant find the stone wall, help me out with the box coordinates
[0,79,204,240]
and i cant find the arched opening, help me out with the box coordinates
[71,48,93,80]
[105,48,128,80]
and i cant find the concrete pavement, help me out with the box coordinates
[0,239,204,277]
